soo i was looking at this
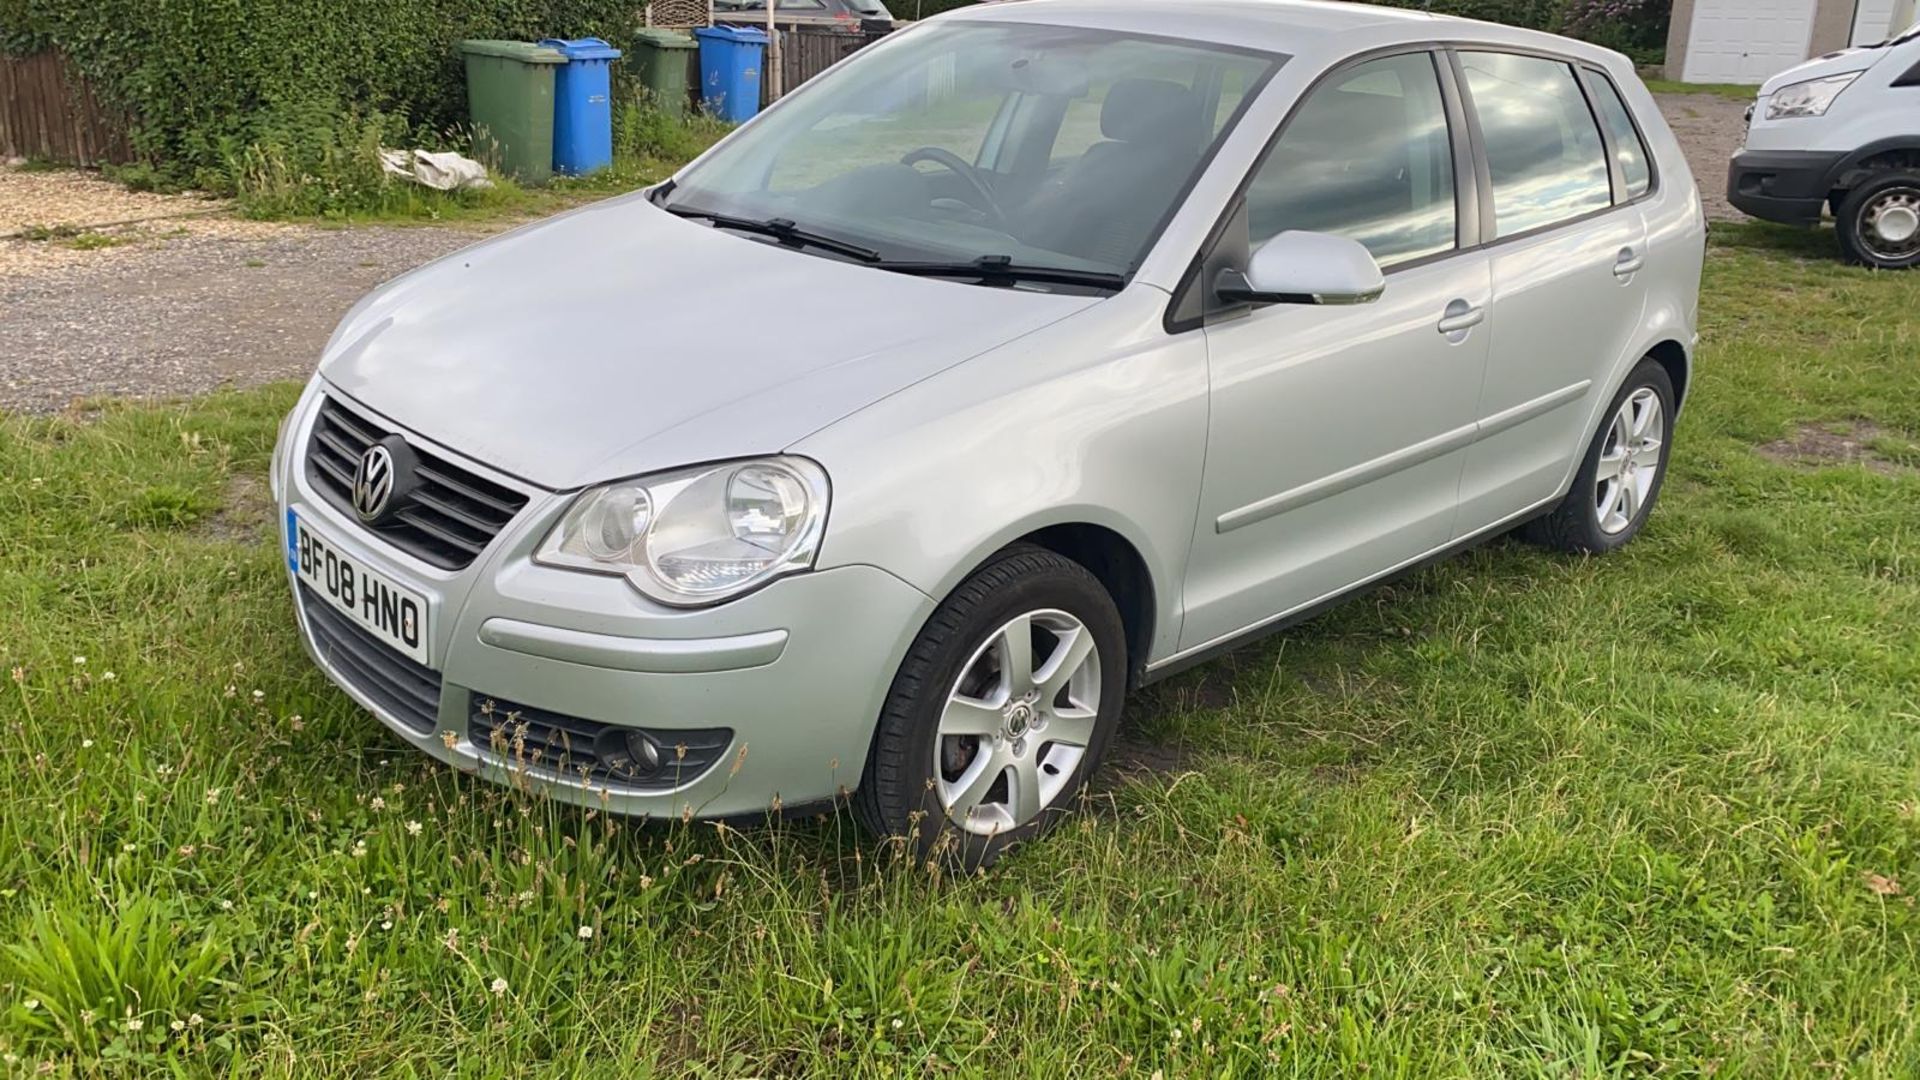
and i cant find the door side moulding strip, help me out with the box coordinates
[1212,380,1592,536]
[1151,491,1563,682]
[1215,421,1479,534]
[1475,379,1593,440]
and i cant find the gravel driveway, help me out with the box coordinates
[0,92,1754,415]
[1653,92,1750,222]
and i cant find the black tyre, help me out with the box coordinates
[854,544,1126,869]
[1837,171,1920,269]
[1521,358,1675,555]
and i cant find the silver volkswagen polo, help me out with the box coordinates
[273,0,1705,864]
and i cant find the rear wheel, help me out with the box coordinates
[1521,358,1674,555]
[855,545,1125,869]
[1837,171,1920,269]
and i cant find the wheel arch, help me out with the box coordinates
[1018,523,1157,689]
[922,511,1170,689]
[1826,139,1920,199]
[1644,338,1691,412]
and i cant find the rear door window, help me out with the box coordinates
[1458,51,1612,237]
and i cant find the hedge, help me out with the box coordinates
[0,0,635,181]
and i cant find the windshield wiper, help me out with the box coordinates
[662,205,881,263]
[873,255,1127,292]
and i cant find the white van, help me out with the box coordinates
[1730,23,1920,267]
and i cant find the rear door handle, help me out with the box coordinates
[1614,247,1646,277]
[1437,300,1484,336]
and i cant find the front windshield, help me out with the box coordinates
[662,21,1281,279]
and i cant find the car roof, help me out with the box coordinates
[940,0,1621,67]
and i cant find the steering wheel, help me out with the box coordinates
[900,146,1010,232]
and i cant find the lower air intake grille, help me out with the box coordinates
[300,584,442,735]
[468,694,733,792]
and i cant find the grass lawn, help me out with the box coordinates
[3,221,1919,1076]
[1643,79,1760,102]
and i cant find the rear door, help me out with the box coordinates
[1451,50,1652,533]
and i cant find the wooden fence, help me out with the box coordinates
[769,23,892,103]
[0,51,132,166]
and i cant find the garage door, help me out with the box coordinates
[1853,0,1900,45]
[1682,0,1816,84]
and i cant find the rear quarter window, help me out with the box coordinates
[1584,71,1654,200]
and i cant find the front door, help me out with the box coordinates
[1179,52,1491,653]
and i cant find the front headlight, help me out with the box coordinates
[536,457,830,606]
[1765,72,1862,119]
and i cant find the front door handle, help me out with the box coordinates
[1614,247,1646,277]
[1437,299,1485,336]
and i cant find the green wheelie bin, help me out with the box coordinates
[631,29,698,118]
[457,40,567,185]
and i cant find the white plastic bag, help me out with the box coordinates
[378,149,494,191]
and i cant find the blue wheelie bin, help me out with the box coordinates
[694,26,768,123]
[539,37,622,175]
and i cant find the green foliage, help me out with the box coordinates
[4,0,638,192]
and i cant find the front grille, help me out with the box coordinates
[305,396,529,570]
[469,694,733,792]
[300,584,442,735]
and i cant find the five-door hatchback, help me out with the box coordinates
[275,0,1705,865]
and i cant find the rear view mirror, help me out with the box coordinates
[995,53,1091,98]
[1216,231,1386,306]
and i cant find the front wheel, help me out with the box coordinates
[1521,358,1675,555]
[1837,171,1920,269]
[854,545,1126,869]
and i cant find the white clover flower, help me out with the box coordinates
[490,977,508,996]
[170,1019,185,1033]
[102,671,117,681]
[72,655,86,665]
[406,820,422,836]
[205,788,221,805]
[370,796,387,811]
[252,689,264,701]
[577,925,594,940]
[220,899,233,911]
[189,1013,204,1026]
[81,739,94,749]
[125,1018,143,1032]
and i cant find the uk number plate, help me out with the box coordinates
[288,510,430,665]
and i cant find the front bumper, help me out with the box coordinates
[276,384,935,819]
[1727,148,1846,225]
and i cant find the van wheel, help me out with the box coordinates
[855,544,1125,869]
[1837,171,1920,269]
[1521,358,1674,555]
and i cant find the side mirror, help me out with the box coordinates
[1216,231,1386,306]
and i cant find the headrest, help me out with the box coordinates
[1101,78,1194,143]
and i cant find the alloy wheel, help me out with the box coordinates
[1594,387,1665,536]
[934,608,1103,836]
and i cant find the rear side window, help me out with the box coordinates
[1244,52,1456,268]
[1459,51,1611,237]
[1584,72,1654,200]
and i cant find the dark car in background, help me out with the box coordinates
[712,0,893,28]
